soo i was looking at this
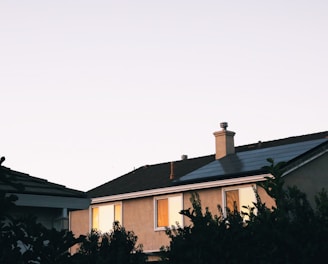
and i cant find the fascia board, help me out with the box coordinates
[10,193,91,210]
[91,174,269,204]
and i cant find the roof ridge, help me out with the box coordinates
[236,131,328,152]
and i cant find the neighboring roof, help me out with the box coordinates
[88,131,328,198]
[0,166,90,209]
[0,166,87,198]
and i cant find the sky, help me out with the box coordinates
[0,0,327,192]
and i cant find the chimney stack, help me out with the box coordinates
[213,122,235,159]
[170,162,174,180]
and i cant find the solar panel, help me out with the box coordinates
[177,138,328,182]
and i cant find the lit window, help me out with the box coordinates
[225,189,240,212]
[223,186,256,216]
[155,194,183,230]
[91,203,122,232]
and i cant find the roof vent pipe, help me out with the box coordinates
[170,162,175,180]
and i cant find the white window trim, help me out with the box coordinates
[153,193,183,231]
[89,201,122,232]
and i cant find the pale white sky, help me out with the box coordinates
[0,0,327,191]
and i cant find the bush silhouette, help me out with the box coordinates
[73,222,146,264]
[162,159,328,263]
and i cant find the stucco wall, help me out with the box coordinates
[69,208,89,253]
[122,190,225,252]
[123,196,170,253]
[284,152,328,207]
[257,185,276,209]
[182,188,223,227]
[183,185,275,220]
[74,185,276,254]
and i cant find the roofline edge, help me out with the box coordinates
[91,174,270,204]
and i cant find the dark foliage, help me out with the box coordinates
[1,170,84,263]
[73,222,146,264]
[162,159,328,264]
[1,164,145,264]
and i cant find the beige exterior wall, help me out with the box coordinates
[69,184,276,256]
[68,153,328,259]
[69,208,89,253]
[129,184,275,253]
[123,196,170,252]
[284,152,328,207]
[183,188,222,220]
[257,185,276,209]
[183,184,275,221]
[121,189,226,252]
[70,184,276,254]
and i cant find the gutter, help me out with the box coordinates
[10,193,91,210]
[91,174,269,204]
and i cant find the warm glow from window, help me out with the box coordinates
[226,190,239,212]
[155,195,183,229]
[239,187,256,214]
[114,204,122,223]
[168,195,182,226]
[224,186,256,216]
[157,199,169,227]
[91,203,122,232]
[92,207,99,230]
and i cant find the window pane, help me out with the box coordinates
[157,199,168,227]
[114,204,122,224]
[99,205,114,232]
[226,190,239,212]
[92,207,99,230]
[168,196,183,227]
[239,187,256,214]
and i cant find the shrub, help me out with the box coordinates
[162,159,328,263]
[73,222,146,264]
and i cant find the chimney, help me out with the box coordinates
[213,122,235,159]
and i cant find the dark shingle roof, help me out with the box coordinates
[88,131,328,198]
[178,138,328,183]
[0,166,87,198]
[87,155,215,198]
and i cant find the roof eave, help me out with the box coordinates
[10,193,91,210]
[91,174,270,204]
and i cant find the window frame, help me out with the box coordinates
[222,185,257,217]
[153,193,183,231]
[90,202,122,232]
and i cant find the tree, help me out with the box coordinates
[0,159,84,263]
[74,222,146,264]
[162,159,328,263]
[1,158,146,263]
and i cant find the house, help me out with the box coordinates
[70,123,328,261]
[0,161,90,231]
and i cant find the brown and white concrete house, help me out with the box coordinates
[70,123,328,261]
[0,163,90,231]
